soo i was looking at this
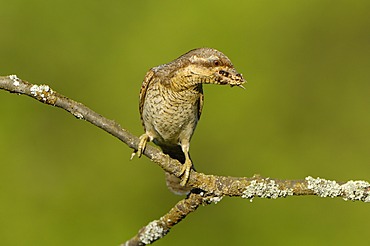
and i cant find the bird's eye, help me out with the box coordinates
[213,60,220,66]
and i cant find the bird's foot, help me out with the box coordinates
[179,159,192,186]
[130,134,148,160]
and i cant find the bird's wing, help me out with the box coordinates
[197,87,204,120]
[139,69,155,122]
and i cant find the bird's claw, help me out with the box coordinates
[131,134,149,160]
[179,159,192,186]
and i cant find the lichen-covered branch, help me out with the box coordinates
[1,75,369,245]
[122,192,205,246]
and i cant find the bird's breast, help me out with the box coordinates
[141,84,200,146]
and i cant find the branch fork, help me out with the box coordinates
[1,75,369,245]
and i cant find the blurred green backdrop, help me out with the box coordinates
[1,0,369,245]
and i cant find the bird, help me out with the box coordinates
[131,47,245,194]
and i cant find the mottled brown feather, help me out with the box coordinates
[139,69,155,128]
[134,47,245,194]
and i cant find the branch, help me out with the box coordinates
[1,75,369,245]
[122,192,205,246]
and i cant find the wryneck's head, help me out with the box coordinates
[162,47,246,91]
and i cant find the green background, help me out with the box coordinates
[1,0,369,245]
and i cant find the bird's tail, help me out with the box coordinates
[160,145,193,195]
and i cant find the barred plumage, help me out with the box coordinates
[132,47,245,194]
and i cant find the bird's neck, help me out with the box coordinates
[169,77,198,90]
[163,63,213,91]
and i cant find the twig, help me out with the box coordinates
[122,192,204,246]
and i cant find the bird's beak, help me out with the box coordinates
[236,83,246,89]
[230,72,246,89]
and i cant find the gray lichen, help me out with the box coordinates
[305,176,342,198]
[207,196,223,204]
[340,180,370,202]
[306,176,370,202]
[8,74,20,86]
[30,84,56,104]
[242,178,294,202]
[72,111,84,119]
[139,220,167,245]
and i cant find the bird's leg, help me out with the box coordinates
[179,143,192,186]
[130,133,149,159]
